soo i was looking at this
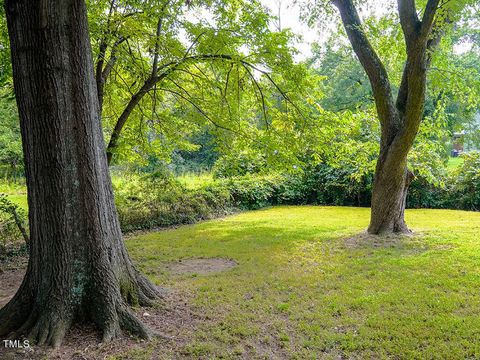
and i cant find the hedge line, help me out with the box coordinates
[115,152,480,232]
[2,152,479,248]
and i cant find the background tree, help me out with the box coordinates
[310,15,479,180]
[303,0,476,234]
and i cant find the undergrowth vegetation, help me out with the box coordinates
[0,193,27,257]
[115,152,480,232]
[1,152,479,243]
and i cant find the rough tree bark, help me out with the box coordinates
[333,0,443,234]
[0,0,160,347]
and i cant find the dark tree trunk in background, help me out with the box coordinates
[0,0,159,347]
[333,0,443,234]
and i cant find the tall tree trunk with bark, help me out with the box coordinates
[368,130,416,234]
[333,0,444,234]
[0,0,159,347]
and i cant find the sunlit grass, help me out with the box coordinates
[0,182,27,209]
[0,181,26,195]
[127,206,480,359]
[5,194,28,209]
[447,156,464,169]
[176,172,215,189]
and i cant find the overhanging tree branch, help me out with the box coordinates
[159,87,236,134]
[151,2,170,77]
[95,0,146,112]
[157,87,267,147]
[332,0,400,143]
[242,64,269,129]
[240,61,306,121]
[420,0,441,38]
[105,54,303,164]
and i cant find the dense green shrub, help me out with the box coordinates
[299,164,373,206]
[407,178,448,209]
[114,170,233,232]
[273,172,312,204]
[449,152,480,210]
[407,152,480,210]
[223,175,279,209]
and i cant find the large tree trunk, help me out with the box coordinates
[368,145,414,234]
[0,0,159,347]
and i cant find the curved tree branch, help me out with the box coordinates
[105,54,301,164]
[332,0,400,145]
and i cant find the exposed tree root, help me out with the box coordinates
[368,226,412,235]
[135,271,162,307]
[368,221,412,235]
[1,302,157,347]
[0,306,70,349]
[0,273,162,348]
[0,280,32,338]
[26,313,69,348]
[118,306,153,340]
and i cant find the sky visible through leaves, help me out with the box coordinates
[259,0,473,59]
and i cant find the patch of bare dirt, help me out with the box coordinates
[343,231,429,252]
[165,257,237,275]
[0,268,25,308]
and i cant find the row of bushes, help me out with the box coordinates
[114,152,479,232]
[409,152,480,210]
[2,152,479,243]
[113,164,374,232]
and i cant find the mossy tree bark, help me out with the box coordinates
[0,0,160,347]
[333,0,444,234]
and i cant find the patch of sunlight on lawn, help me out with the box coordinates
[447,156,464,169]
[176,172,215,189]
[7,194,28,209]
[126,206,480,359]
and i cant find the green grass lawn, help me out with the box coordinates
[0,182,27,209]
[125,206,480,359]
[447,156,464,169]
[6,194,28,209]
